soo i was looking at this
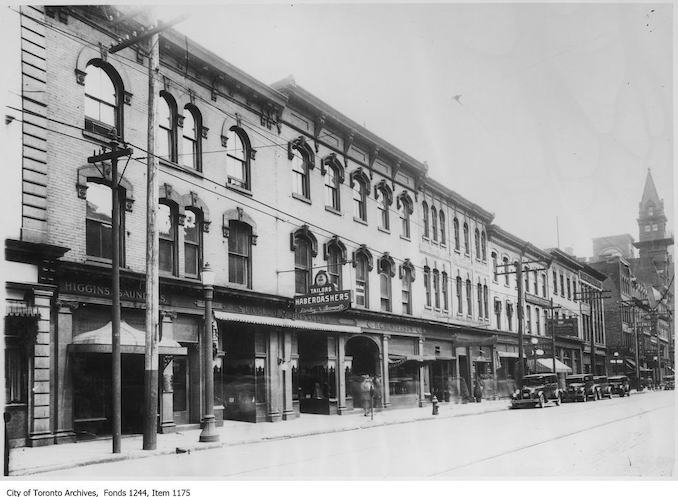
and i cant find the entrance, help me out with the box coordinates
[297,332,336,414]
[345,336,381,409]
[72,353,144,435]
[429,360,453,402]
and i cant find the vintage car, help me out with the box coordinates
[608,375,630,397]
[510,373,562,409]
[562,374,597,402]
[663,375,675,390]
[593,376,613,399]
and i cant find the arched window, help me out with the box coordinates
[85,181,125,261]
[474,228,480,258]
[481,231,487,261]
[422,201,429,238]
[431,206,438,242]
[352,174,368,222]
[292,227,317,294]
[453,217,460,250]
[401,263,414,315]
[483,284,489,319]
[433,269,440,309]
[524,269,530,294]
[375,182,392,231]
[464,222,470,254]
[442,271,449,311]
[477,283,483,318]
[398,193,413,239]
[456,276,463,314]
[84,62,121,137]
[491,252,498,281]
[292,151,310,199]
[183,208,202,277]
[503,257,510,285]
[324,165,340,211]
[355,252,370,308]
[466,278,472,316]
[226,128,250,190]
[228,220,252,287]
[158,92,177,162]
[182,106,202,171]
[424,266,431,307]
[327,244,343,290]
[439,211,446,245]
[158,202,178,274]
[378,255,394,312]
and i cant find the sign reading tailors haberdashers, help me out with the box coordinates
[294,270,352,314]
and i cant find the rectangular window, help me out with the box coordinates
[380,274,391,312]
[495,301,502,330]
[356,259,368,308]
[183,210,201,277]
[442,273,449,311]
[535,306,541,335]
[567,278,571,299]
[507,303,513,331]
[553,271,558,294]
[228,221,251,287]
[424,269,431,307]
[542,274,547,297]
[433,271,440,309]
[477,283,483,319]
[401,275,411,315]
[456,277,463,314]
[466,280,472,316]
[5,346,27,404]
[483,285,489,319]
[526,305,531,333]
[560,274,565,297]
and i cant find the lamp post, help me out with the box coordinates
[613,351,619,376]
[530,337,539,374]
[199,262,219,442]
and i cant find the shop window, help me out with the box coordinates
[433,269,441,309]
[424,266,431,307]
[158,202,177,274]
[422,201,429,238]
[228,220,252,287]
[84,61,122,138]
[182,105,202,171]
[439,211,446,245]
[442,272,449,311]
[172,357,187,412]
[431,206,438,242]
[389,360,418,396]
[158,91,177,162]
[85,181,125,261]
[5,345,27,404]
[225,127,251,190]
[183,208,202,278]
[255,357,266,404]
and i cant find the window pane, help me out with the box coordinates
[185,244,198,276]
[158,204,172,238]
[159,239,173,273]
[183,210,198,243]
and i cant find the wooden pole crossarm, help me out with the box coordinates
[109,15,189,54]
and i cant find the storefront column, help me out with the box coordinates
[54,302,76,444]
[282,330,295,420]
[29,287,55,447]
[159,313,176,433]
[381,335,390,408]
[418,338,425,407]
[336,334,347,414]
[266,331,282,422]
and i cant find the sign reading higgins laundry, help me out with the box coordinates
[294,270,351,314]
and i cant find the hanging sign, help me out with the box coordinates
[294,270,352,314]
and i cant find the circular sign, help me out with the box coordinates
[314,270,329,287]
[536,349,544,356]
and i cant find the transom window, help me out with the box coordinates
[226,128,250,190]
[228,220,252,287]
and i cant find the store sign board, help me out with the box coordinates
[60,279,169,304]
[294,270,352,314]
[547,318,578,337]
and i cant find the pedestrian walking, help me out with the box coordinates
[473,378,483,403]
[359,375,373,416]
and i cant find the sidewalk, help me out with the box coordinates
[8,399,509,477]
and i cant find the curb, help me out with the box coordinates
[10,402,509,477]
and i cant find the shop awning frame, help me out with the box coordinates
[69,321,187,355]
[535,357,572,374]
[214,310,362,334]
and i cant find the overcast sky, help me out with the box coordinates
[154,1,673,259]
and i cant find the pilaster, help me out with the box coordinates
[54,301,76,444]
[159,312,177,433]
[381,335,391,408]
[28,288,54,447]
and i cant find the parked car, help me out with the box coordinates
[562,374,597,402]
[608,375,630,397]
[510,373,562,409]
[593,376,613,399]
[663,375,675,390]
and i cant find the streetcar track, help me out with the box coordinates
[428,402,673,477]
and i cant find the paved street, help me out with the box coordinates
[34,390,675,479]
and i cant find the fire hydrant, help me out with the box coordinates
[431,395,439,415]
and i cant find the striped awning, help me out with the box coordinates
[535,357,572,374]
[214,310,362,334]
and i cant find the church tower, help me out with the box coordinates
[633,169,673,287]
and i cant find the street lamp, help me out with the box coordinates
[199,262,219,443]
[530,337,539,373]
[613,351,619,376]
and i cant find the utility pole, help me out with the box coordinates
[574,288,611,375]
[87,142,133,454]
[633,305,641,391]
[109,13,187,451]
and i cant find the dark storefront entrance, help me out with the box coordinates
[72,353,144,435]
